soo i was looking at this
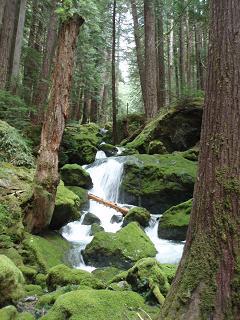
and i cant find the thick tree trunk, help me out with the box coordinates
[112,0,118,144]
[0,0,6,31]
[144,0,158,119]
[10,0,27,93]
[82,94,91,124]
[161,1,240,319]
[26,15,84,233]
[130,0,146,106]
[0,0,18,89]
[32,0,58,123]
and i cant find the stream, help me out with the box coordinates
[61,151,185,271]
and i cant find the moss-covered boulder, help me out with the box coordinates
[99,143,118,157]
[120,153,197,214]
[46,264,105,291]
[90,223,104,236]
[0,306,34,320]
[41,289,155,320]
[23,232,70,273]
[123,206,151,228]
[82,212,100,225]
[60,123,102,166]
[158,199,192,241]
[65,186,88,205]
[60,164,93,189]
[0,255,25,305]
[50,185,81,230]
[125,99,203,153]
[83,222,157,269]
[148,140,167,155]
[0,120,34,167]
[92,267,123,283]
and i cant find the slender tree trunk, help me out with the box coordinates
[90,98,98,123]
[130,0,146,106]
[161,1,240,318]
[173,29,179,99]
[179,13,185,95]
[10,0,27,93]
[0,0,18,89]
[32,0,58,123]
[112,0,118,144]
[195,23,204,91]
[25,15,84,234]
[82,93,90,124]
[144,0,158,119]
[167,19,174,104]
[156,0,165,110]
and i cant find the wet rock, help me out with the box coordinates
[60,164,93,189]
[120,153,197,214]
[82,212,101,225]
[99,143,118,157]
[110,214,123,224]
[122,206,151,228]
[158,199,192,241]
[82,222,157,269]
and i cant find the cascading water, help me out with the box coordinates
[61,151,184,271]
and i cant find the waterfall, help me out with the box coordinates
[61,153,184,270]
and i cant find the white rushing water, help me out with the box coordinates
[61,151,184,271]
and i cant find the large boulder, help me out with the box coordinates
[50,184,81,230]
[120,153,197,214]
[0,255,25,305]
[46,264,105,291]
[123,206,151,228]
[40,289,156,320]
[60,164,93,189]
[158,199,192,241]
[82,222,157,269]
[82,212,101,225]
[124,98,203,153]
[23,232,70,273]
[60,123,103,166]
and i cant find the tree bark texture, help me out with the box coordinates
[26,15,84,233]
[144,0,158,119]
[0,0,18,89]
[0,0,6,31]
[161,1,240,319]
[130,0,146,106]
[32,0,58,123]
[10,0,27,93]
[112,0,118,144]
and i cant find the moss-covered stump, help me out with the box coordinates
[60,164,93,189]
[120,153,197,214]
[60,123,102,166]
[23,232,70,273]
[0,120,34,167]
[50,185,81,230]
[158,199,192,241]
[41,289,157,320]
[99,143,118,157]
[125,99,203,153]
[46,264,105,291]
[123,206,151,228]
[83,222,157,269]
[0,255,25,305]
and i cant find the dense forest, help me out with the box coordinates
[0,0,239,319]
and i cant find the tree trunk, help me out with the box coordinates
[0,0,6,31]
[144,0,158,119]
[173,29,179,99]
[10,0,27,93]
[25,15,84,234]
[156,0,165,110]
[112,0,118,144]
[0,0,18,90]
[195,23,204,91]
[82,93,91,124]
[161,1,240,318]
[32,0,58,123]
[90,98,98,123]
[179,7,185,94]
[130,0,146,106]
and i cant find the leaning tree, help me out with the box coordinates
[25,13,84,233]
[161,0,240,319]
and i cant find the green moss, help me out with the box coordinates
[36,273,47,287]
[90,223,104,235]
[148,140,167,155]
[23,232,70,273]
[0,305,18,320]
[17,312,35,320]
[121,153,197,214]
[19,265,37,283]
[99,143,118,156]
[60,164,93,189]
[158,199,192,241]
[92,267,123,283]
[83,222,157,269]
[60,123,102,166]
[123,206,151,228]
[0,255,25,305]
[24,284,44,296]
[0,248,23,266]
[160,264,178,283]
[46,264,105,291]
[41,289,155,320]
[50,185,81,229]
[65,186,88,205]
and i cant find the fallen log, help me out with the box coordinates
[88,193,129,216]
